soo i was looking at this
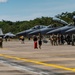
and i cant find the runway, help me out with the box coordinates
[0,39,75,75]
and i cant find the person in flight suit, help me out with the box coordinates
[0,37,3,48]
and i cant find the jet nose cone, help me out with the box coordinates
[16,31,26,36]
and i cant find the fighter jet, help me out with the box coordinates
[46,24,74,34]
[28,25,58,35]
[64,16,75,34]
[16,25,47,36]
[46,17,75,34]
[4,32,15,38]
[28,17,68,35]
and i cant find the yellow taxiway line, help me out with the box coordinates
[0,54,75,72]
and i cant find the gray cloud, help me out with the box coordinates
[0,0,8,3]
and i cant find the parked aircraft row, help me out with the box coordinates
[16,25,47,36]
[16,17,75,37]
[28,25,58,35]
[0,17,75,38]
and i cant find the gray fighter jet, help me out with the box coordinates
[46,24,74,34]
[16,25,47,36]
[28,25,57,35]
[47,16,75,34]
[28,17,68,35]
[4,32,15,38]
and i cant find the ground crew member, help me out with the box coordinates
[38,33,42,49]
[72,34,75,46]
[33,35,38,49]
[49,34,53,45]
[57,34,61,45]
[20,36,25,44]
[52,34,57,45]
[0,37,3,48]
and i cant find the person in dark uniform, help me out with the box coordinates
[60,34,64,45]
[38,37,42,49]
[57,34,61,45]
[72,34,75,46]
[0,37,3,48]
[38,33,42,49]
[66,34,71,45]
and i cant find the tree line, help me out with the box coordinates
[0,11,75,34]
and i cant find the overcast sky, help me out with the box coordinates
[0,0,75,21]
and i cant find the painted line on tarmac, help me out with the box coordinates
[0,54,75,72]
[0,57,54,75]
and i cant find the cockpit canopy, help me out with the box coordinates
[32,25,46,29]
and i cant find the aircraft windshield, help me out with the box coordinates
[47,25,56,28]
[32,25,46,29]
[40,25,46,28]
[32,25,40,29]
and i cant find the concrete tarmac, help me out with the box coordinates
[0,39,75,75]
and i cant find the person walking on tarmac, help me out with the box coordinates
[49,34,53,45]
[52,34,57,46]
[38,33,42,49]
[33,35,38,49]
[0,37,3,48]
[60,34,64,45]
[66,34,71,45]
[57,34,61,45]
[20,36,25,44]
